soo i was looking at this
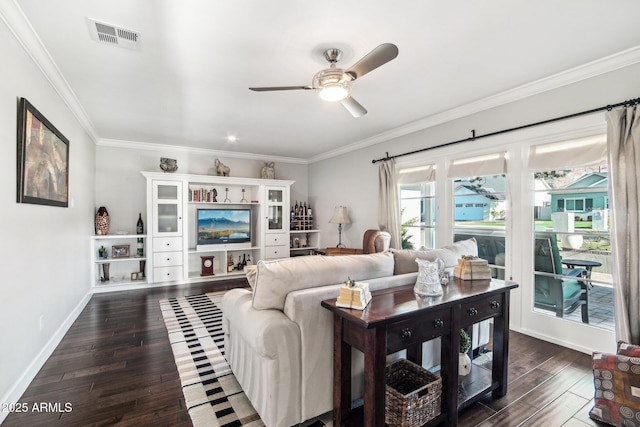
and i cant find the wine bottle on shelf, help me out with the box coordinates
[237,256,243,270]
[294,201,299,216]
[246,254,252,266]
[136,213,144,234]
[227,255,234,273]
[242,253,246,267]
[137,238,144,257]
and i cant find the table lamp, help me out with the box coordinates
[329,206,351,248]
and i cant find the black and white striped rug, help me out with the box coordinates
[159,292,331,427]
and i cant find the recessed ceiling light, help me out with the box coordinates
[227,135,237,143]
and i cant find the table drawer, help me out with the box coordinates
[153,251,182,267]
[386,307,451,354]
[153,266,183,283]
[154,237,183,252]
[461,294,504,326]
[265,233,287,246]
[265,245,289,259]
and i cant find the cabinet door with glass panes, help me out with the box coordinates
[152,180,183,237]
[264,186,290,233]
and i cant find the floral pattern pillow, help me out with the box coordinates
[589,348,640,426]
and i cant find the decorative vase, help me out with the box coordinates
[95,206,110,235]
[139,260,146,278]
[102,263,110,282]
[459,352,472,383]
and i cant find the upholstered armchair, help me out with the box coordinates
[534,233,589,323]
[326,229,391,256]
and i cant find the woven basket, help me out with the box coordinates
[385,359,442,427]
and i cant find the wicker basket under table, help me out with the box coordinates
[385,358,442,427]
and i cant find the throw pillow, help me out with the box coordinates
[589,352,640,426]
[618,341,640,357]
[391,237,478,275]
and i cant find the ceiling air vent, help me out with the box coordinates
[87,18,140,50]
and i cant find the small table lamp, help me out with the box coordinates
[329,206,351,248]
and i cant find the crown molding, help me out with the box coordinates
[98,139,309,165]
[309,45,640,163]
[0,1,100,143]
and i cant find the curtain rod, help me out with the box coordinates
[371,96,640,164]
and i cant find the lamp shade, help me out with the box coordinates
[329,206,351,224]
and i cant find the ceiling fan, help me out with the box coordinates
[249,43,398,118]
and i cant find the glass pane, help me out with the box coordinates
[268,189,283,203]
[400,182,436,249]
[157,184,178,200]
[532,164,613,330]
[268,205,282,230]
[453,174,507,279]
[157,204,178,233]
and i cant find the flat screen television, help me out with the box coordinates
[197,208,251,248]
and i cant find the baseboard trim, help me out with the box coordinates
[0,289,93,424]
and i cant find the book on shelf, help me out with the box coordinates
[336,281,372,310]
[189,188,217,203]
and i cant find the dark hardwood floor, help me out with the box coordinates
[3,279,606,427]
[2,279,247,427]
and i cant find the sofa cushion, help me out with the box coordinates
[589,351,640,426]
[251,251,395,310]
[391,237,478,275]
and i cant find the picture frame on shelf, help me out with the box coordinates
[16,98,70,207]
[112,245,130,258]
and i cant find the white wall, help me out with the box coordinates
[309,62,640,352]
[0,18,95,412]
[95,143,309,233]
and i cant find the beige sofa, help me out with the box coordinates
[221,238,482,427]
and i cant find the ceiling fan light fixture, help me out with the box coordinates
[313,68,350,102]
[318,83,350,101]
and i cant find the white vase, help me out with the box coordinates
[459,352,471,383]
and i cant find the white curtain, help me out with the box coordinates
[606,104,640,345]
[378,159,401,249]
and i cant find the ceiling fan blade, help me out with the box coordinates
[345,43,398,81]
[249,86,313,92]
[341,97,367,118]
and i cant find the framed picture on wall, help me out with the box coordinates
[16,97,70,207]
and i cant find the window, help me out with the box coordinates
[397,165,436,250]
[449,153,508,279]
[529,135,613,331]
[399,182,436,250]
[452,174,507,278]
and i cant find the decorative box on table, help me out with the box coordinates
[336,279,371,310]
[385,358,442,427]
[454,256,492,280]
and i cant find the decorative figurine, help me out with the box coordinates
[160,157,178,172]
[215,158,230,176]
[261,161,275,179]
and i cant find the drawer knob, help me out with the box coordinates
[468,308,479,316]
[400,328,412,339]
[166,258,170,261]
[433,319,444,328]
[490,300,500,309]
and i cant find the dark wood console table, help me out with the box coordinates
[321,278,519,427]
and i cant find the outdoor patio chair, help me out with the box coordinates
[534,233,589,323]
